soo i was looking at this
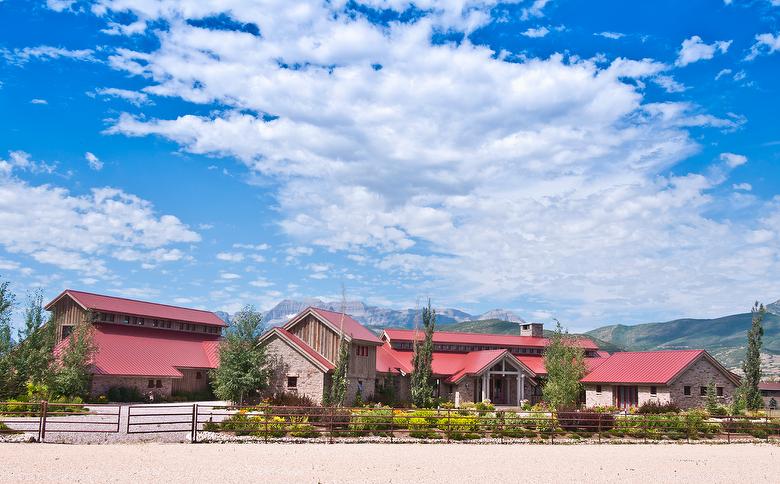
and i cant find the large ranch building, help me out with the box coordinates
[48,290,742,409]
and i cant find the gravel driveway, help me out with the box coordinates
[1,442,778,483]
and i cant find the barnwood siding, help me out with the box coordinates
[171,368,211,394]
[289,314,341,364]
[51,295,87,341]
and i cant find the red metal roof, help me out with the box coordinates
[448,350,508,383]
[382,328,598,350]
[305,307,382,344]
[54,323,221,378]
[272,328,335,371]
[759,381,780,391]
[46,289,226,327]
[515,355,546,375]
[581,350,707,385]
[376,343,412,374]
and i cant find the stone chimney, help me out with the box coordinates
[519,322,544,338]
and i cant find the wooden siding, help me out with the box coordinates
[289,314,341,364]
[171,369,211,394]
[51,295,88,341]
[348,344,376,380]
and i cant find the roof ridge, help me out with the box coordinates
[66,289,218,315]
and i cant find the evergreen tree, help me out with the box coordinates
[209,305,269,404]
[410,300,436,408]
[8,290,57,394]
[53,312,96,398]
[542,320,586,410]
[705,381,718,414]
[327,338,350,406]
[740,302,765,411]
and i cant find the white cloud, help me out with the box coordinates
[745,32,780,61]
[46,0,76,12]
[233,243,270,250]
[596,32,624,40]
[522,26,549,38]
[30,99,48,105]
[653,75,686,93]
[249,277,273,288]
[714,68,732,80]
[675,36,731,67]
[91,87,151,106]
[219,272,241,280]
[521,0,551,20]
[0,152,199,277]
[85,152,104,170]
[87,1,775,325]
[216,251,245,262]
[720,152,747,168]
[2,45,96,65]
[733,182,752,191]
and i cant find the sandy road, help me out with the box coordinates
[0,442,778,483]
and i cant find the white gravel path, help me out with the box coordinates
[0,442,777,483]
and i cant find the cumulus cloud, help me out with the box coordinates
[0,151,199,277]
[2,45,96,65]
[745,32,780,60]
[46,0,77,11]
[85,152,103,170]
[216,251,245,262]
[675,36,731,67]
[30,98,48,105]
[733,182,752,191]
[83,0,776,325]
[596,32,624,40]
[91,87,150,106]
[522,26,549,38]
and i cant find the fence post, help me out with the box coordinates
[499,410,504,444]
[38,400,48,442]
[446,408,451,443]
[190,404,198,443]
[727,415,731,443]
[328,406,334,444]
[264,408,269,444]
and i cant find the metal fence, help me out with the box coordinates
[0,401,121,441]
[3,401,779,444]
[193,404,780,444]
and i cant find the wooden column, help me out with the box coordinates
[516,373,522,406]
[520,374,525,402]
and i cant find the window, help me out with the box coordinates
[287,376,298,389]
[684,386,691,396]
[650,386,657,396]
[155,380,162,388]
[148,379,155,388]
[356,345,369,357]
[700,386,707,396]
[166,321,172,329]
[123,315,130,324]
[138,318,145,326]
[196,371,202,380]
[61,326,73,339]
[717,387,724,397]
[596,385,602,394]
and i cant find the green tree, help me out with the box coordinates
[7,291,57,395]
[327,338,350,407]
[542,320,586,410]
[705,381,718,414]
[0,278,16,398]
[53,312,96,398]
[410,300,436,408]
[209,305,269,404]
[740,302,765,411]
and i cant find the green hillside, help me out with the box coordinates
[586,312,780,373]
[439,319,623,353]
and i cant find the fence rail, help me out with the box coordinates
[193,404,780,444]
[3,401,779,443]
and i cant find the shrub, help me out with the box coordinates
[264,391,317,407]
[350,407,393,436]
[288,416,318,438]
[408,417,438,439]
[219,411,261,436]
[636,401,680,414]
[0,421,21,434]
[439,414,481,440]
[106,386,145,403]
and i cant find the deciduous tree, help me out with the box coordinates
[53,312,97,398]
[543,320,586,410]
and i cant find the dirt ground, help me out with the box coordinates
[0,442,778,483]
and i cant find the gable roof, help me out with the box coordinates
[448,350,530,384]
[46,289,226,327]
[580,350,739,385]
[54,323,221,378]
[284,307,381,345]
[376,342,413,375]
[260,327,335,372]
[382,328,598,350]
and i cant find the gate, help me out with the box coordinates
[126,404,196,436]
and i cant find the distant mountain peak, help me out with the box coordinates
[474,309,527,324]
[767,299,780,315]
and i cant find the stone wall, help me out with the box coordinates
[264,337,327,404]
[91,375,173,399]
[669,357,737,409]
[584,384,613,407]
[638,386,671,405]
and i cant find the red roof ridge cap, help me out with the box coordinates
[61,289,221,316]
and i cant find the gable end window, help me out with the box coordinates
[287,376,298,389]
[148,379,155,388]
[596,385,602,394]
[700,386,707,396]
[684,386,691,396]
[650,386,657,396]
[717,387,724,397]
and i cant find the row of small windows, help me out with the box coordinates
[96,312,221,334]
[684,385,724,397]
[391,341,546,355]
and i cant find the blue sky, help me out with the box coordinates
[1,0,779,331]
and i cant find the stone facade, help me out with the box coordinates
[264,336,328,404]
[91,375,174,399]
[584,384,613,407]
[669,357,737,409]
